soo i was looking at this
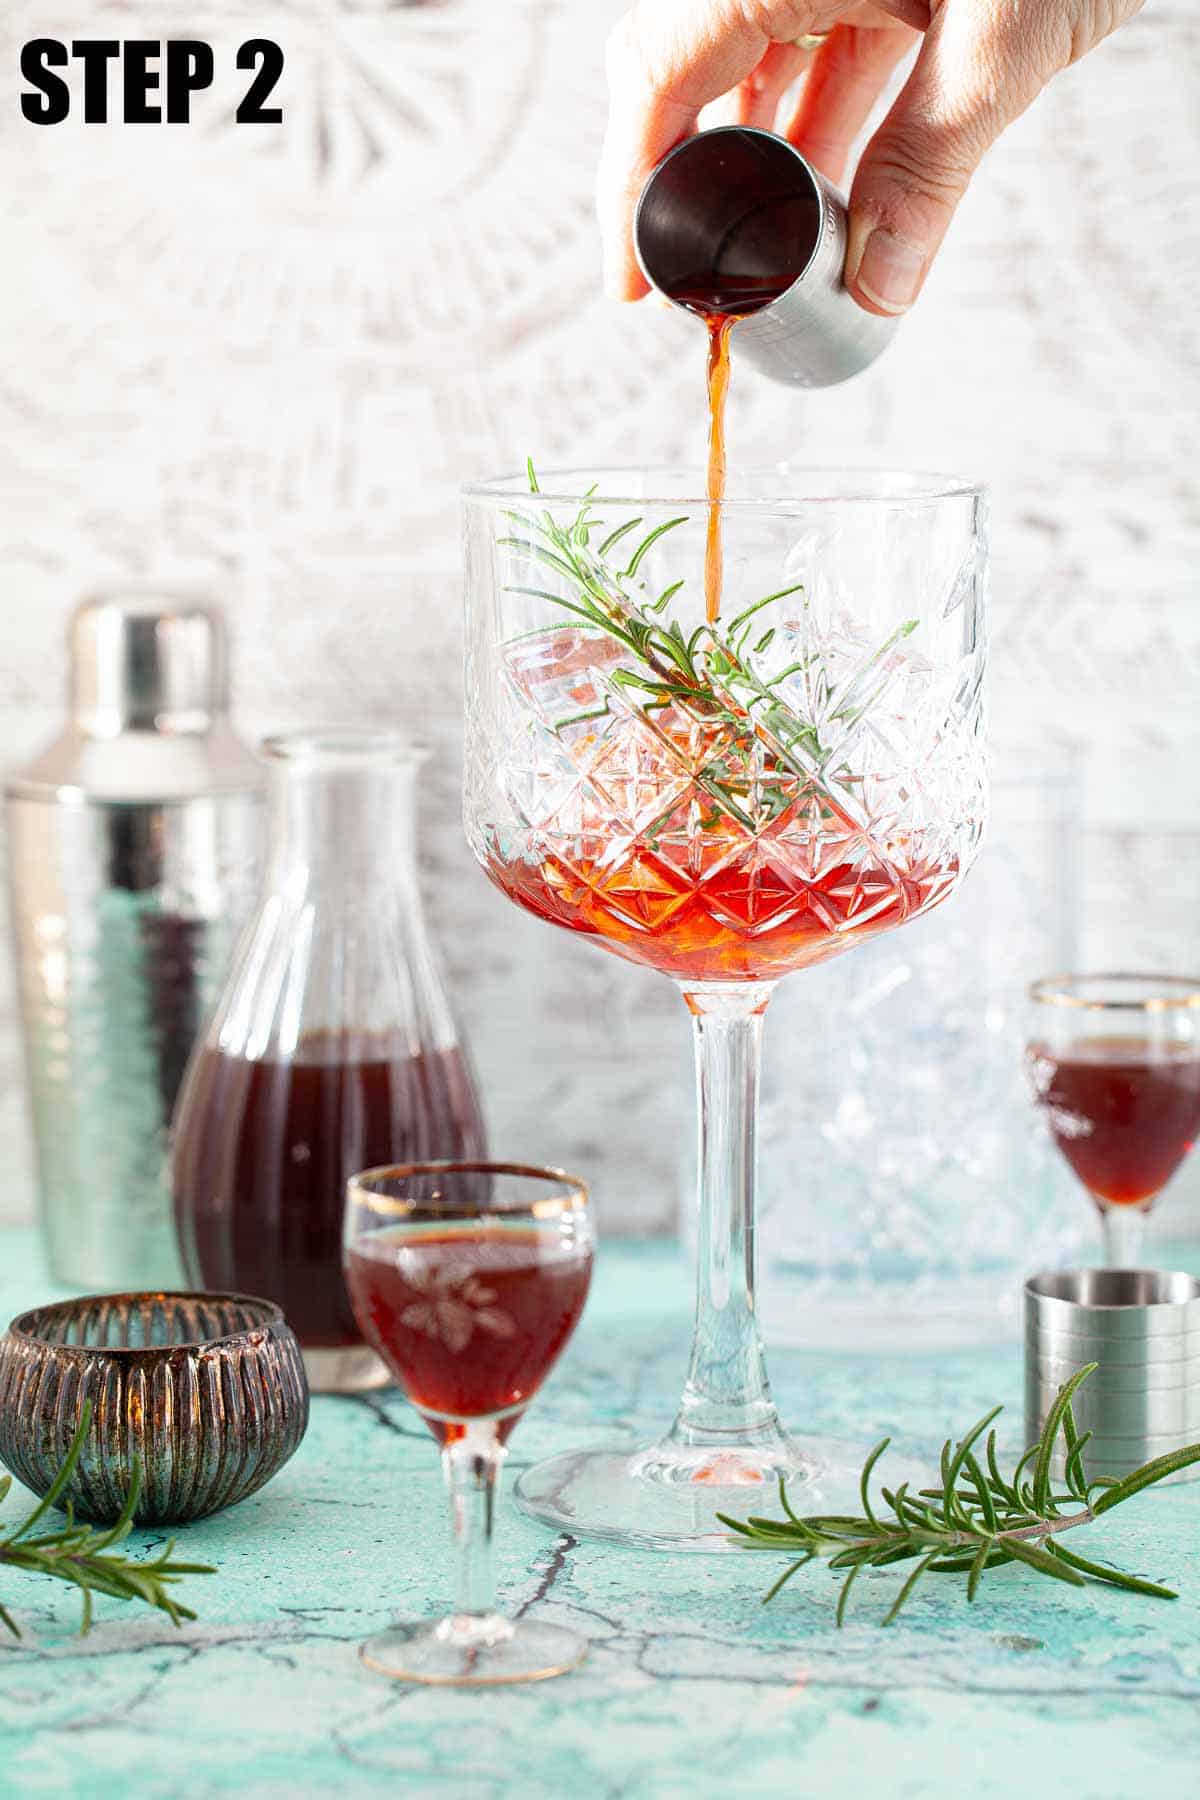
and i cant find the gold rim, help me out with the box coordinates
[347,1159,590,1222]
[1028,973,1200,1012]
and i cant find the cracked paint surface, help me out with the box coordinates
[2,1228,1199,1798]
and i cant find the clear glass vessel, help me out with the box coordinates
[1026,974,1200,1268]
[463,466,988,1549]
[172,732,487,1393]
[753,745,1084,1351]
[344,1161,594,1685]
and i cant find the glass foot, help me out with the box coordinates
[303,1344,390,1394]
[360,1614,587,1686]
[514,1436,926,1552]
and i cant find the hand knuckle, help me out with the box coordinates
[874,118,977,203]
[737,0,808,40]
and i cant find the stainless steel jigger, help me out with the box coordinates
[633,125,897,387]
[1025,1269,1200,1483]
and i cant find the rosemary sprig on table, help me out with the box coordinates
[0,1404,214,1638]
[721,1365,1200,1626]
[500,461,917,822]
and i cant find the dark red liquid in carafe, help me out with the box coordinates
[345,1225,592,1444]
[173,1038,486,1348]
[1031,1036,1200,1208]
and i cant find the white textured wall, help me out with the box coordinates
[1,1,1198,1235]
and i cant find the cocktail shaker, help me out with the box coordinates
[4,594,264,1289]
[634,125,896,387]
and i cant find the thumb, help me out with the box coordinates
[844,2,1048,316]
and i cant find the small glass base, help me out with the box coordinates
[514,1433,902,1552]
[303,1343,390,1394]
[360,1613,587,1686]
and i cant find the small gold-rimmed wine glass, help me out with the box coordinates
[343,1161,594,1685]
[1026,975,1200,1267]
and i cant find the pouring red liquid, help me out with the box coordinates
[660,269,796,626]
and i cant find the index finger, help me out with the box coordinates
[598,0,777,300]
[597,0,928,300]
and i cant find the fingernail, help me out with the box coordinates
[852,228,925,315]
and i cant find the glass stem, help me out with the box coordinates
[669,982,787,1453]
[442,1424,507,1628]
[1102,1205,1147,1269]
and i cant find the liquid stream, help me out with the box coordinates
[664,269,794,625]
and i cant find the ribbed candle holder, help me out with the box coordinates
[0,1292,309,1524]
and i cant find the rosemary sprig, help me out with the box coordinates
[720,1366,1200,1626]
[0,1404,214,1638]
[501,463,917,822]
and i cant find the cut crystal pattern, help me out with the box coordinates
[470,534,987,984]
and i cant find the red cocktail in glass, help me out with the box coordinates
[343,1161,593,1686]
[346,1222,592,1444]
[1027,976,1200,1265]
[464,466,988,1548]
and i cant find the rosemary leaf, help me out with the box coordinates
[999,1536,1087,1588]
[0,1405,215,1638]
[1032,1364,1097,1514]
[722,1369,1200,1628]
[1092,1442,1200,1513]
[1046,1542,1178,1599]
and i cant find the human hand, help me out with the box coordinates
[599,0,1144,316]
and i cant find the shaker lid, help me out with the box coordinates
[71,592,227,735]
[5,592,264,804]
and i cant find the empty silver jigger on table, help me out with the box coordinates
[1025,1269,1200,1483]
[634,124,896,387]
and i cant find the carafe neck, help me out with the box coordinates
[263,732,425,892]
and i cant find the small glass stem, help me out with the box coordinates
[1102,1205,1147,1269]
[443,1425,506,1623]
[670,982,783,1449]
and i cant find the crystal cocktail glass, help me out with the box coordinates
[463,467,988,1550]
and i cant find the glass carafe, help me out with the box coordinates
[172,731,487,1393]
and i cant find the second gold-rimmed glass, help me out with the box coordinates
[343,1161,594,1685]
[1026,975,1200,1266]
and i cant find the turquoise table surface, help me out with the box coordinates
[2,1224,1200,1800]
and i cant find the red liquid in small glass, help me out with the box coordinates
[344,1225,592,1443]
[173,1039,486,1349]
[1030,1036,1200,1207]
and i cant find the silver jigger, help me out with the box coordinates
[1025,1269,1200,1483]
[634,125,897,388]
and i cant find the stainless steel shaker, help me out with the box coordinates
[4,594,264,1288]
[634,125,896,387]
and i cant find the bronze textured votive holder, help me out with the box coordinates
[0,1292,309,1525]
